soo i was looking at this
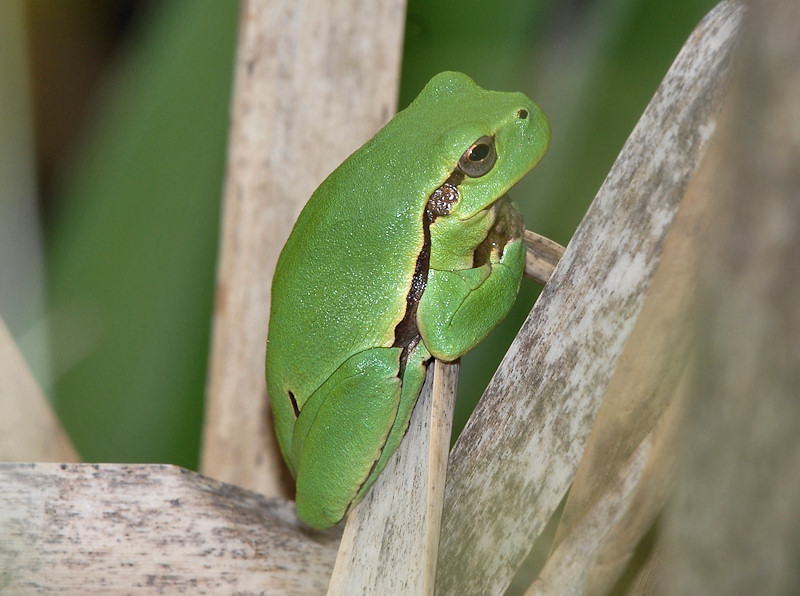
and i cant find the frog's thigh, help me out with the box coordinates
[293,346,402,528]
[418,237,525,360]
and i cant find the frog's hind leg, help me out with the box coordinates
[351,341,432,506]
[292,346,403,528]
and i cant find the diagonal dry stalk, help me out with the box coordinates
[0,317,79,463]
[436,2,744,593]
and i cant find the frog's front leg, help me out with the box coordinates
[417,199,526,361]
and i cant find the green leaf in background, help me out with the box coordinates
[46,0,238,468]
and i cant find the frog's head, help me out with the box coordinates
[413,71,551,220]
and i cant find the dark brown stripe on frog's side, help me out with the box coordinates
[392,170,464,375]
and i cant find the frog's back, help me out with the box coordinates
[266,153,426,409]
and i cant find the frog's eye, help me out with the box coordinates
[458,135,497,178]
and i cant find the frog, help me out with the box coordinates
[266,71,550,529]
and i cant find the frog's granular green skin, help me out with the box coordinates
[266,71,551,529]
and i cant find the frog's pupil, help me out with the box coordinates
[470,144,490,162]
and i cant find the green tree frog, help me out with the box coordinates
[266,71,550,529]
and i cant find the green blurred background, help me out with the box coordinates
[1,0,717,470]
